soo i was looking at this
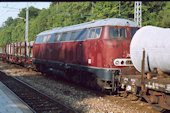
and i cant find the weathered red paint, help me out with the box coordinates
[33,26,135,69]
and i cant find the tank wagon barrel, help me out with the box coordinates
[130,26,170,73]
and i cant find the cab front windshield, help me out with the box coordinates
[130,28,139,38]
[109,27,126,39]
[109,27,139,39]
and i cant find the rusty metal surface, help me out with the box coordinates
[121,66,140,75]
[120,74,170,93]
[120,74,170,110]
[145,78,170,93]
[147,90,170,110]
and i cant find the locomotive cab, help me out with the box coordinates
[97,25,139,91]
[103,26,138,68]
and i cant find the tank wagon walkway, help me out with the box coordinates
[0,81,33,113]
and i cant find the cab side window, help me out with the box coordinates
[109,27,126,39]
[88,28,102,39]
[109,27,118,38]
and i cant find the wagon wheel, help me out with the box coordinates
[119,91,129,98]
[129,94,140,101]
[151,104,166,112]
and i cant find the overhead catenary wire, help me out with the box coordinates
[2,6,36,12]
[0,9,11,17]
[0,3,38,20]
[0,9,21,19]
[3,6,21,10]
[0,4,22,19]
[0,2,50,27]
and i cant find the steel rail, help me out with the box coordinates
[0,71,77,113]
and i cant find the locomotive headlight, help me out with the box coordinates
[114,60,119,66]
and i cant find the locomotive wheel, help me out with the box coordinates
[35,64,41,72]
[38,64,47,76]
[87,74,101,90]
[67,70,103,91]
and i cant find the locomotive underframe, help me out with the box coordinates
[33,58,121,90]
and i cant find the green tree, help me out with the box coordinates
[142,1,166,26]
[0,1,170,47]
[18,6,40,19]
[5,17,13,26]
[157,2,170,27]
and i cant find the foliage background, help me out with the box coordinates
[0,1,169,46]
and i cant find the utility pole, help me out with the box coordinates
[25,3,29,56]
[92,2,93,17]
[56,2,58,11]
[119,1,121,16]
[134,1,142,27]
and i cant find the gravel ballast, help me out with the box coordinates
[0,61,160,113]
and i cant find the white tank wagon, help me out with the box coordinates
[130,26,170,73]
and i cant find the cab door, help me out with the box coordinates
[75,29,88,65]
[76,41,83,64]
[119,27,130,58]
[86,27,102,67]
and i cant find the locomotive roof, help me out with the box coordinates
[37,18,139,36]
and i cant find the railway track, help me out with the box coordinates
[0,71,77,113]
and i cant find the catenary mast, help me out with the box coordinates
[134,1,142,27]
[25,3,29,56]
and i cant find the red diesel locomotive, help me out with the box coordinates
[33,18,139,90]
[0,18,139,90]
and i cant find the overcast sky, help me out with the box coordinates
[0,2,51,27]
